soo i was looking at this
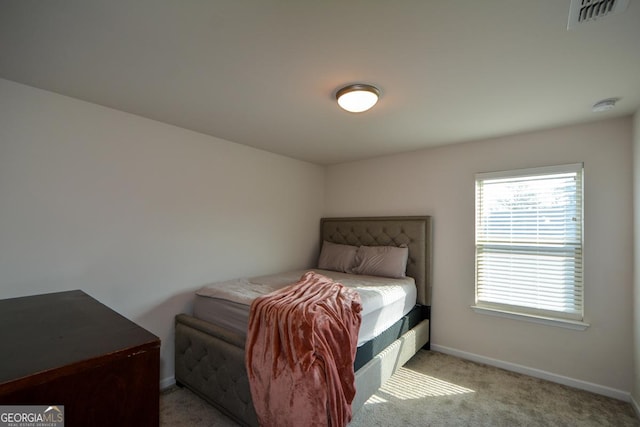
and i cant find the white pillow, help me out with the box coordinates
[317,241,358,273]
[352,245,409,278]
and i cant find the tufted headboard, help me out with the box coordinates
[320,216,432,306]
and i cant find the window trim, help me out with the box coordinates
[474,163,586,328]
[470,305,590,330]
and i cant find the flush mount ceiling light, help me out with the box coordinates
[336,84,380,113]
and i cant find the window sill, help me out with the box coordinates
[470,305,590,331]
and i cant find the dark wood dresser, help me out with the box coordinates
[0,290,161,426]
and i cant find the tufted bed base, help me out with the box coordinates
[175,313,429,426]
[175,314,259,424]
[174,216,432,426]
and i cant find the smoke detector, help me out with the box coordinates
[592,97,620,112]
[567,0,629,29]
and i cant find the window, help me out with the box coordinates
[474,163,584,324]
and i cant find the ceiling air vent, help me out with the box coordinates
[567,0,629,29]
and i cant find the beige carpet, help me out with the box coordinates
[160,350,639,426]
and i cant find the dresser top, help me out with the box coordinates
[0,290,160,387]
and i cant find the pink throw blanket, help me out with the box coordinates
[245,271,362,427]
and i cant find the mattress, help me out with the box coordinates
[193,269,417,347]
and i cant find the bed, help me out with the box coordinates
[174,216,432,426]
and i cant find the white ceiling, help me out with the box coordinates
[1,1,639,165]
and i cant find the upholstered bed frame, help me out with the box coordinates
[175,216,432,426]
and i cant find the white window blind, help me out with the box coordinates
[475,164,584,321]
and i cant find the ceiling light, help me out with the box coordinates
[336,84,380,113]
[592,97,620,112]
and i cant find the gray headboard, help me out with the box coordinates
[320,216,432,306]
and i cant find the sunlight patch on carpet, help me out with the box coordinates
[367,367,475,402]
[365,394,389,404]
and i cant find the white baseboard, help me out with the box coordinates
[430,344,631,403]
[160,376,176,390]
[631,394,640,418]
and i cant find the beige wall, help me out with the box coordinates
[633,109,640,411]
[326,117,634,396]
[0,78,325,386]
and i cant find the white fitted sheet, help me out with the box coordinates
[193,269,416,347]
